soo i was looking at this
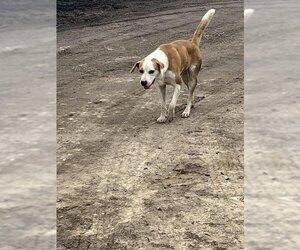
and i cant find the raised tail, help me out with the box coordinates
[192,9,216,46]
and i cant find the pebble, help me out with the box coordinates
[57,46,71,55]
[93,100,103,104]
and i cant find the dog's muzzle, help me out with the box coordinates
[141,79,155,89]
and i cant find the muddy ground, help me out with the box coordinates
[57,0,244,249]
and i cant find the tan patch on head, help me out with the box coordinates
[151,58,164,72]
[130,58,145,73]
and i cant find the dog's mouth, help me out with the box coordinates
[144,79,155,89]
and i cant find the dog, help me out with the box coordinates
[130,9,216,123]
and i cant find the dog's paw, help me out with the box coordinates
[168,115,175,122]
[157,116,167,123]
[167,108,175,122]
[181,109,190,118]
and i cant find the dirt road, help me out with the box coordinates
[57,1,243,249]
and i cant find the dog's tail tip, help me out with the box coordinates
[203,9,216,20]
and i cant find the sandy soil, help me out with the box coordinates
[57,1,244,249]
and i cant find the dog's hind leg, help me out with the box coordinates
[181,71,190,90]
[182,67,198,118]
[190,74,198,108]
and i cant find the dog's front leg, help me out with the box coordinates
[157,84,168,123]
[168,83,181,122]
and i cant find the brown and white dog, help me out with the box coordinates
[130,9,215,122]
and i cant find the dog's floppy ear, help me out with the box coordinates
[130,61,139,73]
[151,58,164,72]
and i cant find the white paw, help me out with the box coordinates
[181,109,190,118]
[157,116,167,123]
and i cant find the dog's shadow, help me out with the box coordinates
[176,95,205,113]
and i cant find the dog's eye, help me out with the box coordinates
[139,69,144,74]
[149,70,155,74]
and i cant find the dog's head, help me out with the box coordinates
[130,58,164,89]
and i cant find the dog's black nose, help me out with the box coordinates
[141,81,147,86]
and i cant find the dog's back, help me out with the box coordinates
[159,40,201,73]
[157,9,215,74]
